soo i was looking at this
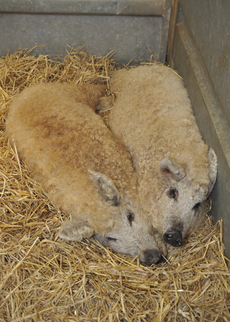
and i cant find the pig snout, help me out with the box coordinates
[141,249,165,266]
[163,228,183,247]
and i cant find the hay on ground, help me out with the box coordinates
[0,47,229,322]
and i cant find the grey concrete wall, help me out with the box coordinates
[169,0,230,257]
[0,0,172,64]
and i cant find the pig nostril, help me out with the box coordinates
[164,232,173,241]
[176,239,183,246]
[156,256,166,264]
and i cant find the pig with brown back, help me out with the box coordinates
[103,65,217,255]
[6,83,163,265]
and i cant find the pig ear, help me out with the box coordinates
[159,157,185,181]
[208,148,218,192]
[88,170,120,206]
[59,219,94,241]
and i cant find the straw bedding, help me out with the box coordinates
[0,47,230,322]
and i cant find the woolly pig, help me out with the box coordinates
[6,83,163,265]
[103,65,217,255]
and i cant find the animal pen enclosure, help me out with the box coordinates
[0,0,230,321]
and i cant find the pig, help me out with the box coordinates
[6,82,163,265]
[102,65,217,255]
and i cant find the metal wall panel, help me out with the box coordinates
[169,0,230,257]
[0,0,172,64]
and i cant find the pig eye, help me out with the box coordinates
[127,212,135,226]
[193,202,201,211]
[108,237,117,242]
[168,188,179,200]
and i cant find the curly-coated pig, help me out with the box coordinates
[104,65,217,255]
[6,83,163,265]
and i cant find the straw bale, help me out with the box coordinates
[0,47,230,322]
